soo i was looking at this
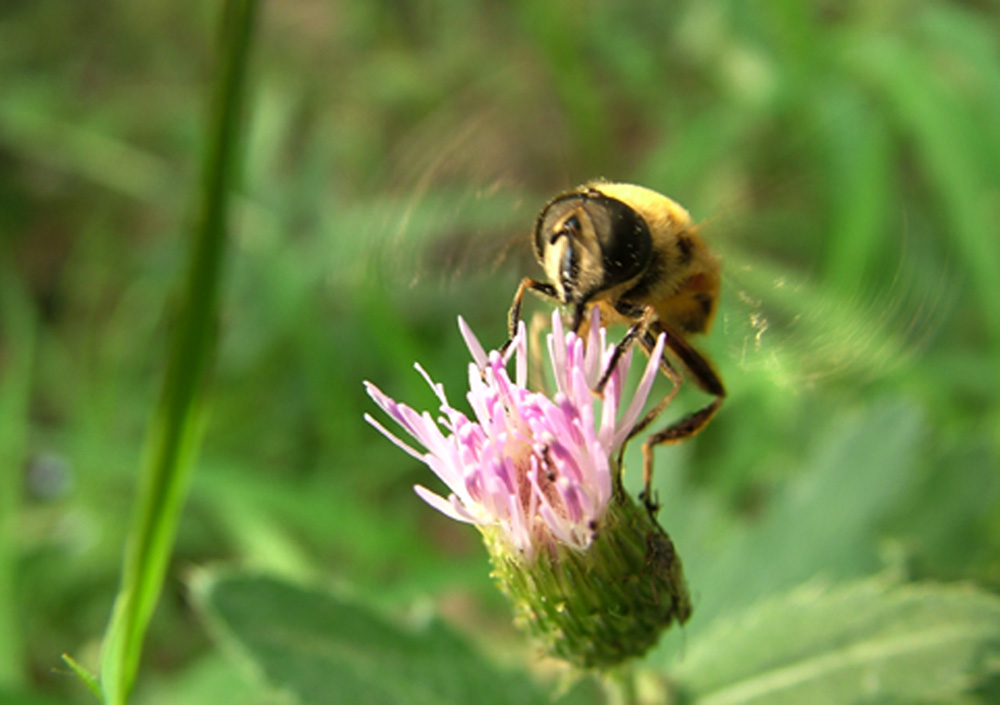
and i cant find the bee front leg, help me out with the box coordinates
[502,277,558,354]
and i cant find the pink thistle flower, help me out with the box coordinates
[364,308,665,560]
[364,307,691,669]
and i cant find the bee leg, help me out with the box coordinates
[660,321,726,398]
[612,327,684,492]
[639,397,723,514]
[620,334,684,512]
[625,332,685,441]
[637,327,726,514]
[502,277,558,354]
[593,307,656,396]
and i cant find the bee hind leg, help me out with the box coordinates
[633,326,726,515]
[639,396,723,514]
[607,326,685,501]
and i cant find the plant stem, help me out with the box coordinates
[97,1,259,703]
[603,667,639,705]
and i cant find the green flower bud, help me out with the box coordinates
[483,477,690,669]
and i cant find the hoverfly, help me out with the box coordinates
[505,181,725,511]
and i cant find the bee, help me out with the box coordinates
[505,181,726,511]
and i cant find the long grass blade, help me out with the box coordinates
[97,1,259,703]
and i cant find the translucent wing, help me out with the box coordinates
[711,232,953,392]
[357,114,538,296]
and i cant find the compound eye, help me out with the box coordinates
[588,197,652,287]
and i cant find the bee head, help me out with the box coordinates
[534,189,653,306]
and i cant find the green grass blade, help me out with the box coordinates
[61,654,101,702]
[0,255,36,689]
[852,35,1000,350]
[97,1,259,703]
[816,87,893,296]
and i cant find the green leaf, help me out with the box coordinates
[673,578,1000,705]
[130,652,277,705]
[191,571,587,705]
[677,400,925,635]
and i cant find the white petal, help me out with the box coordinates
[583,306,602,387]
[414,362,449,407]
[458,316,489,370]
[414,485,479,524]
[363,413,425,462]
[547,310,568,396]
[514,320,527,389]
[616,331,666,448]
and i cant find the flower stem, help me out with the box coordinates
[603,668,639,705]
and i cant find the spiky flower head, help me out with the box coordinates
[364,309,690,669]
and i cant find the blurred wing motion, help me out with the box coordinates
[706,214,953,391]
[360,112,542,294]
[357,110,953,394]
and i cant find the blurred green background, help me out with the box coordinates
[2,0,999,703]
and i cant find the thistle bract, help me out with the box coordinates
[365,309,691,669]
